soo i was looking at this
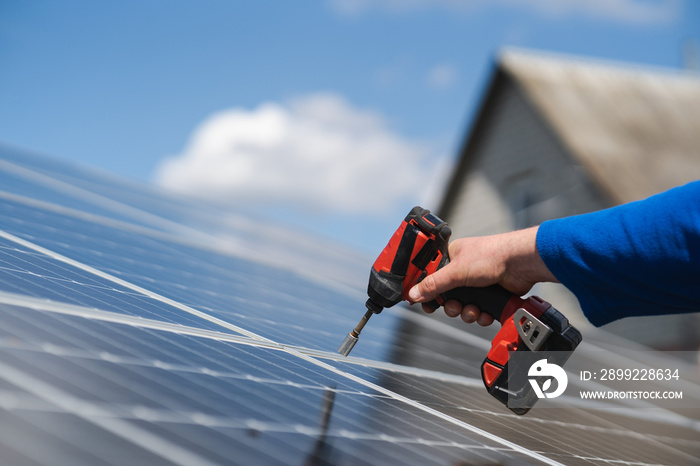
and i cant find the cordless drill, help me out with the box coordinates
[337,206,582,415]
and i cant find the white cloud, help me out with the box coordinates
[154,93,443,215]
[329,0,681,25]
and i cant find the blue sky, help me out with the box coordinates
[1,0,698,253]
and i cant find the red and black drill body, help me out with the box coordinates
[340,206,582,415]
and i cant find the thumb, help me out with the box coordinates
[408,263,460,303]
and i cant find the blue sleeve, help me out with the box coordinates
[536,181,700,327]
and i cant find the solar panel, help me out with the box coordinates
[0,145,699,465]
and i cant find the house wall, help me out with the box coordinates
[443,77,608,238]
[440,76,700,349]
[441,77,608,329]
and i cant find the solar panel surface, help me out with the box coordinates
[0,145,698,465]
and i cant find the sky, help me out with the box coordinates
[1,0,698,253]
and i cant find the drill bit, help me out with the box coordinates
[337,309,373,356]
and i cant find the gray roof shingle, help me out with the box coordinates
[501,48,700,203]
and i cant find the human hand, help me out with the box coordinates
[407,226,557,326]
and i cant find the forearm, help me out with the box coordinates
[536,181,700,326]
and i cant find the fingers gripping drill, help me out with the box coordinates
[337,206,582,414]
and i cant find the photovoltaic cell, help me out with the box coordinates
[0,302,545,465]
[0,146,699,465]
[0,192,463,367]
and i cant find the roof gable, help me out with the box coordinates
[500,49,700,204]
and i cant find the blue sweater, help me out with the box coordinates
[537,181,700,326]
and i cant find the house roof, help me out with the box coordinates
[499,48,700,204]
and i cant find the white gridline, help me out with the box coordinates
[0,229,699,465]
[0,227,565,465]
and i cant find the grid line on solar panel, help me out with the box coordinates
[0,289,491,393]
[0,195,372,354]
[0,195,488,379]
[0,303,545,466]
[0,232,600,464]
[0,292,494,416]
[0,184,367,300]
[3,224,700,465]
[3,290,699,465]
[0,228,276,342]
[336,356,700,423]
[0,251,564,466]
[0,246,240,333]
[336,359,700,463]
[4,300,699,466]
[2,156,699,464]
[0,199,488,380]
[16,288,696,434]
